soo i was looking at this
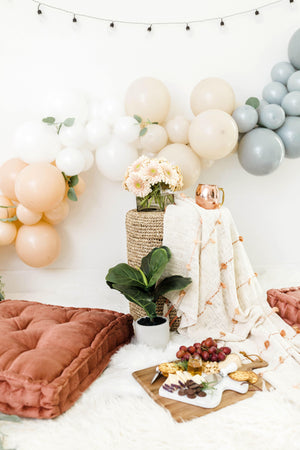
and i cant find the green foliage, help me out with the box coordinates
[0,413,20,450]
[106,247,192,321]
[134,115,159,138]
[246,97,260,109]
[42,116,75,134]
[139,127,147,137]
[0,277,4,301]
[67,187,78,202]
[134,114,142,123]
[62,173,79,202]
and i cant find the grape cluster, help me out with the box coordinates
[176,337,231,363]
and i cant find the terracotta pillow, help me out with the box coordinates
[0,300,133,419]
[267,287,300,329]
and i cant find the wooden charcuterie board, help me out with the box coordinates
[132,364,272,422]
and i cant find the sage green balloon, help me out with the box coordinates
[262,82,287,105]
[271,61,295,84]
[232,105,258,133]
[281,91,300,116]
[287,71,300,92]
[288,28,300,69]
[238,128,284,175]
[259,104,285,129]
[276,116,300,158]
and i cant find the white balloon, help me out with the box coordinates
[56,147,86,176]
[88,98,103,120]
[96,97,124,125]
[43,89,88,124]
[114,116,140,143]
[13,121,61,164]
[96,137,138,181]
[81,149,94,171]
[59,122,87,148]
[85,120,111,148]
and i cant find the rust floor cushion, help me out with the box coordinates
[267,287,300,329]
[0,300,133,419]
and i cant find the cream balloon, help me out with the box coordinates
[0,159,27,201]
[96,137,138,181]
[85,120,111,148]
[44,200,70,225]
[125,77,170,123]
[165,116,190,144]
[55,147,86,176]
[139,124,168,154]
[189,110,238,160]
[0,196,16,220]
[59,122,87,148]
[15,163,65,213]
[0,222,17,246]
[16,221,61,267]
[158,144,201,189]
[16,204,42,225]
[13,121,61,164]
[81,149,94,171]
[190,78,236,115]
[74,177,86,196]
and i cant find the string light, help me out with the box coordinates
[31,0,288,29]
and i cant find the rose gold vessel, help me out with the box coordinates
[195,184,225,210]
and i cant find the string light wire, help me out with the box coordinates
[32,0,292,28]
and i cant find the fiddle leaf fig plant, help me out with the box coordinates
[106,246,192,321]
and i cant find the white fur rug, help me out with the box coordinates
[1,267,300,450]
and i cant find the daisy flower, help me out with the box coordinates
[128,155,148,174]
[140,159,163,185]
[125,172,152,198]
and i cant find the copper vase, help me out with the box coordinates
[195,184,225,210]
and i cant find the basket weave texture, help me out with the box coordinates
[126,209,181,331]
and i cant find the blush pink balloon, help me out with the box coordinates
[16,204,42,225]
[0,196,16,220]
[15,163,65,213]
[16,221,61,267]
[0,222,17,246]
[44,200,70,225]
[0,159,27,201]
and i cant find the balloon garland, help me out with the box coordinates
[0,28,299,267]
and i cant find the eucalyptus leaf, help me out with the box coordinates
[62,172,68,182]
[133,114,142,123]
[42,116,55,124]
[246,97,260,109]
[106,263,147,289]
[63,117,75,127]
[69,175,79,187]
[154,275,192,300]
[0,205,16,209]
[0,216,18,223]
[0,414,20,422]
[67,187,78,202]
[139,127,147,137]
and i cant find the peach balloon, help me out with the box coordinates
[15,163,65,213]
[0,159,27,201]
[0,196,16,220]
[16,221,61,267]
[165,116,190,144]
[74,177,86,196]
[190,78,236,116]
[189,110,238,160]
[0,222,17,246]
[16,204,42,225]
[139,124,168,154]
[125,77,170,123]
[44,200,70,225]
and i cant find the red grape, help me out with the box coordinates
[204,338,214,348]
[202,351,209,361]
[221,346,231,355]
[183,352,191,360]
[179,345,187,352]
[176,350,185,359]
[194,343,201,349]
[210,354,218,362]
[188,346,196,354]
[208,346,217,354]
[217,352,226,361]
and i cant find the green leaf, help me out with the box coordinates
[0,293,4,301]
[110,284,156,319]
[141,246,171,282]
[63,117,75,127]
[0,215,18,223]
[245,97,260,109]
[154,275,192,300]
[106,263,147,289]
[62,172,69,182]
[139,127,147,137]
[42,116,55,124]
[133,114,142,123]
[0,205,16,208]
[0,413,21,422]
[67,187,78,202]
[69,175,79,187]
[140,247,170,287]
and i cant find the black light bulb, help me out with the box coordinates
[147,24,152,32]
[220,19,225,26]
[73,15,77,23]
[186,23,190,31]
[37,4,42,15]
[290,0,294,3]
[255,9,259,15]
[110,22,115,28]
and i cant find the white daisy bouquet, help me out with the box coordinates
[123,156,183,211]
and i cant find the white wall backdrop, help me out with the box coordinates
[0,0,300,303]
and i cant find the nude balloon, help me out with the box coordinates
[15,163,65,213]
[165,116,190,144]
[0,196,16,220]
[16,221,61,267]
[189,110,238,160]
[0,222,17,246]
[44,200,70,225]
[158,144,201,189]
[125,77,170,123]
[190,78,236,115]
[16,204,42,225]
[0,159,27,201]
[74,177,86,196]
[139,124,168,154]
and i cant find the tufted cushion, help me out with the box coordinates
[267,287,300,329]
[0,300,133,419]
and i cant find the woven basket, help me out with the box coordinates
[126,209,181,331]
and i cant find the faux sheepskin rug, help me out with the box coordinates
[1,332,300,450]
